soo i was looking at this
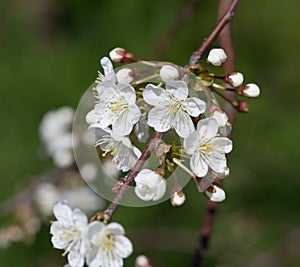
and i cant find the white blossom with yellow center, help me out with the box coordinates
[143,80,206,138]
[93,127,141,172]
[86,221,133,267]
[183,118,233,177]
[50,200,88,267]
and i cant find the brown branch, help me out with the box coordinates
[103,131,162,218]
[152,0,203,59]
[191,1,237,266]
[188,0,240,66]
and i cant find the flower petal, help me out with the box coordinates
[72,209,88,230]
[166,81,188,100]
[114,235,133,258]
[197,118,219,140]
[147,106,173,132]
[173,110,195,138]
[210,137,233,153]
[190,153,208,177]
[152,179,167,201]
[117,83,136,104]
[183,131,199,155]
[143,84,170,106]
[106,222,125,236]
[183,97,206,117]
[53,200,73,225]
[68,245,85,267]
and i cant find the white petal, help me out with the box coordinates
[210,137,233,153]
[212,111,228,128]
[86,109,98,124]
[114,235,133,258]
[197,118,219,139]
[68,246,85,267]
[106,222,125,236]
[87,221,105,243]
[183,97,206,117]
[166,80,188,100]
[117,83,136,104]
[183,131,199,155]
[143,84,169,106]
[152,179,167,201]
[134,117,150,143]
[147,106,172,132]
[86,247,101,267]
[205,151,227,173]
[134,186,154,201]
[173,110,195,138]
[100,57,117,83]
[53,200,73,225]
[72,209,88,230]
[51,234,68,249]
[190,153,208,177]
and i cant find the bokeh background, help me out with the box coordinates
[1,0,300,266]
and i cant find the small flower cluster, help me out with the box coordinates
[85,51,238,204]
[50,200,133,267]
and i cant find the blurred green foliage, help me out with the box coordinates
[1,0,300,266]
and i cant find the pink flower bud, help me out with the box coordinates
[235,100,249,113]
[135,255,152,267]
[207,48,227,66]
[109,47,136,63]
[224,72,244,87]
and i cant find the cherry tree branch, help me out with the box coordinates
[103,131,162,218]
[191,1,238,266]
[188,0,240,66]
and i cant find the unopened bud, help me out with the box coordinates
[116,68,134,83]
[234,100,249,113]
[109,47,136,63]
[160,65,180,82]
[224,72,244,87]
[171,191,186,206]
[207,48,227,66]
[239,83,260,98]
[204,184,226,202]
[135,255,152,267]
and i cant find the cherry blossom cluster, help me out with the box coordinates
[50,200,132,267]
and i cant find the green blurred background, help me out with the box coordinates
[1,0,300,266]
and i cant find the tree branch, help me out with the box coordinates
[191,1,237,266]
[188,0,240,66]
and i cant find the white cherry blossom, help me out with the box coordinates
[183,118,233,177]
[86,221,133,267]
[143,81,206,138]
[50,200,88,267]
[93,127,141,172]
[134,169,167,201]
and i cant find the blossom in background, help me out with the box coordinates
[134,169,167,201]
[183,118,233,177]
[93,127,141,172]
[86,221,133,267]
[50,200,88,267]
[39,106,76,167]
[134,116,150,143]
[143,80,206,138]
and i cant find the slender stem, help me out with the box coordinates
[103,131,162,218]
[191,1,237,266]
[188,0,240,66]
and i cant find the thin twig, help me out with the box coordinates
[191,1,237,266]
[103,131,162,218]
[153,0,203,59]
[188,0,240,66]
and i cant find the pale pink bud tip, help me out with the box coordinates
[225,72,244,87]
[171,191,186,206]
[235,100,249,113]
[207,48,227,66]
[109,47,136,63]
[135,255,152,267]
[242,83,260,98]
[204,184,226,202]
